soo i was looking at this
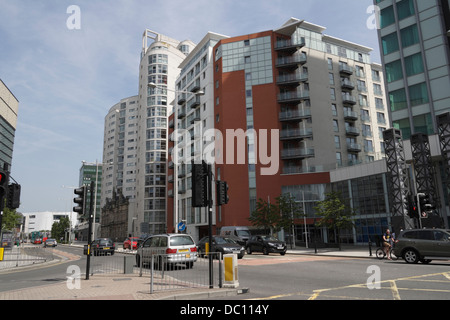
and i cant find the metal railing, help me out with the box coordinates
[0,246,54,269]
[138,252,223,294]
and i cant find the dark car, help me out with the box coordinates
[246,235,287,255]
[91,238,115,256]
[197,236,245,259]
[395,228,450,264]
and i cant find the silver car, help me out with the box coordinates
[136,233,198,269]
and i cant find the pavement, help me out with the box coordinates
[0,244,377,300]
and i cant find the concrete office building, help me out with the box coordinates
[167,18,390,243]
[0,79,18,171]
[375,0,450,228]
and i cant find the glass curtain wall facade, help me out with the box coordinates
[376,0,450,139]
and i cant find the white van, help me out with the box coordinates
[220,226,251,245]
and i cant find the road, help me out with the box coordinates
[212,253,450,300]
[1,245,450,300]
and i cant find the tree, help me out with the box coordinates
[1,207,22,231]
[314,191,355,250]
[249,194,303,235]
[51,217,71,243]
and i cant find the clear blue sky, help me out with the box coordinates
[0,0,381,213]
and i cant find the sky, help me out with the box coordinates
[0,0,382,213]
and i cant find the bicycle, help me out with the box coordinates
[376,244,399,260]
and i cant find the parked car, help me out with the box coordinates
[246,235,287,255]
[220,226,251,245]
[91,238,115,256]
[44,239,57,247]
[197,236,245,259]
[395,228,450,264]
[123,237,140,250]
[136,233,197,269]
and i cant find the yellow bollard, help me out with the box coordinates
[205,242,209,257]
[223,254,239,288]
[0,247,4,261]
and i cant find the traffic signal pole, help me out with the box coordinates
[85,181,94,280]
[207,163,213,289]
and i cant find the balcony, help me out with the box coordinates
[178,93,187,105]
[279,108,311,122]
[275,39,306,53]
[339,64,353,76]
[276,72,308,86]
[281,147,315,160]
[277,90,310,104]
[280,128,313,140]
[189,79,201,93]
[343,110,358,121]
[177,108,186,119]
[187,96,201,109]
[168,175,174,183]
[275,55,307,69]
[347,143,362,153]
[345,126,360,136]
[342,93,356,105]
[341,79,355,91]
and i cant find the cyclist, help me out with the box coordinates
[382,229,395,260]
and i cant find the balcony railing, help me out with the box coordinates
[281,147,315,159]
[279,108,311,121]
[275,55,307,68]
[276,72,308,86]
[280,128,313,140]
[277,90,310,103]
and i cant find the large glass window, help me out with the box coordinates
[409,82,428,106]
[413,113,433,136]
[400,24,420,47]
[397,0,415,20]
[381,32,399,55]
[393,118,411,140]
[404,53,424,76]
[389,88,407,111]
[380,6,395,28]
[385,60,403,83]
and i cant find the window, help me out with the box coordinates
[245,56,251,63]
[334,136,340,148]
[329,73,335,85]
[404,53,424,76]
[389,88,407,111]
[333,120,339,132]
[380,6,395,28]
[409,82,428,106]
[381,32,399,55]
[413,113,433,135]
[393,118,411,140]
[332,104,337,116]
[330,88,336,100]
[385,60,403,83]
[397,0,415,20]
[327,58,333,70]
[401,24,419,47]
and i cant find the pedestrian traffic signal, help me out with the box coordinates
[417,193,431,213]
[192,161,208,207]
[73,186,86,214]
[216,181,229,206]
[7,184,21,209]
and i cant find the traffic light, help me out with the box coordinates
[408,194,418,218]
[417,193,430,213]
[0,170,9,199]
[192,161,208,207]
[73,186,86,214]
[216,181,229,206]
[7,184,21,209]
